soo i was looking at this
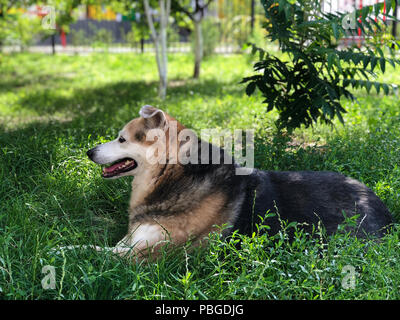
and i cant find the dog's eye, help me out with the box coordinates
[118,136,126,143]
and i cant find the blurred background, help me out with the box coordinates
[0,0,267,55]
[1,0,397,56]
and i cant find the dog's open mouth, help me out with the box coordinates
[102,158,137,178]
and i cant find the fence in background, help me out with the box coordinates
[32,0,265,54]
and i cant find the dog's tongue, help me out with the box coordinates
[104,162,123,173]
[102,159,136,177]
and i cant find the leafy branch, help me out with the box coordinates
[243,0,400,130]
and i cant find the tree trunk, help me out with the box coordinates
[159,0,169,99]
[51,34,56,55]
[250,0,255,35]
[393,0,398,40]
[193,18,203,79]
[140,38,144,53]
[0,6,4,51]
[144,0,170,100]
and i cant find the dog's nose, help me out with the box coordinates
[86,148,95,160]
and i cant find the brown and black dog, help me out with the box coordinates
[83,105,393,259]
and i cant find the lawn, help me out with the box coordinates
[1,52,400,300]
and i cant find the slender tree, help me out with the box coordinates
[393,0,398,39]
[144,0,171,99]
[172,0,214,78]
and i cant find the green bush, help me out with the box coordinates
[0,13,42,52]
[125,28,137,48]
[219,14,251,49]
[201,18,220,58]
[88,24,114,50]
[190,18,220,58]
[70,29,89,47]
[93,28,113,46]
[168,26,181,48]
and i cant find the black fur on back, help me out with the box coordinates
[234,170,394,238]
[143,139,393,238]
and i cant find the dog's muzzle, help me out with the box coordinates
[86,148,96,161]
[86,146,137,178]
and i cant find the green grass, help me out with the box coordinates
[1,52,400,300]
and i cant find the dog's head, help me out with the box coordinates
[87,105,188,179]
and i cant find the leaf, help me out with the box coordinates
[361,6,370,22]
[376,47,384,58]
[241,75,261,84]
[380,58,386,73]
[327,53,334,71]
[388,58,396,68]
[331,22,339,40]
[350,52,362,65]
[336,109,344,124]
[370,57,378,72]
[245,82,257,96]
[365,81,372,93]
[382,83,389,95]
[374,82,381,94]
[363,56,370,69]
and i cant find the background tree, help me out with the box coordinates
[143,0,171,99]
[243,0,400,131]
[0,0,30,51]
[393,0,398,39]
[171,0,214,78]
[48,0,83,54]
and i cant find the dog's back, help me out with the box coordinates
[233,170,393,238]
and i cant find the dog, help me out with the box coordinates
[83,105,393,260]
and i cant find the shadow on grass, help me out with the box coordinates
[14,78,245,118]
[0,73,77,94]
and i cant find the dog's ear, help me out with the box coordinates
[139,105,168,130]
